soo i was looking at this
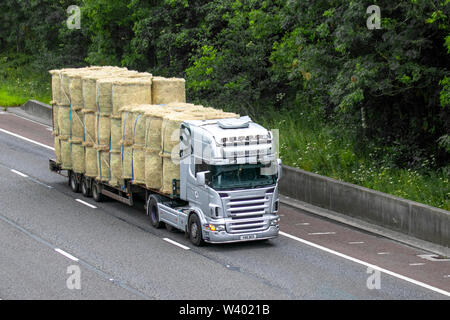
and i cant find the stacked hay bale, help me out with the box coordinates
[97,73,151,185]
[130,105,151,185]
[151,77,186,105]
[120,105,139,181]
[144,106,172,190]
[81,67,129,179]
[50,67,93,170]
[160,112,201,194]
[49,70,63,165]
[61,67,106,174]
[107,76,153,186]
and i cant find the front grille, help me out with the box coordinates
[226,195,269,233]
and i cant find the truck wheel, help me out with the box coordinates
[147,196,164,229]
[69,171,80,193]
[81,176,91,198]
[92,182,104,202]
[188,214,204,246]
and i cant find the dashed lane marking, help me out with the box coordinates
[308,232,336,236]
[11,169,28,178]
[163,238,190,250]
[54,248,79,262]
[75,199,97,209]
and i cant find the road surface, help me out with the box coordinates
[0,111,448,300]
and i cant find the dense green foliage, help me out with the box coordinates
[0,0,448,208]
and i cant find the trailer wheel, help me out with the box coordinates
[188,214,204,246]
[147,196,164,229]
[69,171,80,193]
[81,176,91,198]
[92,182,104,202]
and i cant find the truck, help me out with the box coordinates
[49,68,281,246]
[50,115,281,246]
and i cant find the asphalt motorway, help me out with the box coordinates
[0,111,449,300]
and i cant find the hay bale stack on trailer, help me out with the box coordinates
[80,68,134,179]
[49,67,98,169]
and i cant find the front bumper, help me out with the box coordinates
[202,225,280,244]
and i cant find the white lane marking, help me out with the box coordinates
[163,238,190,250]
[377,252,391,255]
[55,248,79,262]
[279,231,450,297]
[349,241,365,244]
[409,263,426,266]
[418,254,450,262]
[10,168,53,189]
[75,199,97,209]
[0,128,54,151]
[308,232,336,235]
[296,223,310,226]
[10,169,28,178]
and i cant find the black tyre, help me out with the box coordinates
[92,181,104,202]
[69,171,80,193]
[81,176,91,198]
[188,214,204,246]
[147,196,164,228]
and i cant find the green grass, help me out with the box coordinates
[259,109,449,211]
[0,87,28,107]
[0,53,51,107]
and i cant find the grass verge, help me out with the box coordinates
[0,53,51,107]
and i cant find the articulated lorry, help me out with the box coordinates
[49,67,281,246]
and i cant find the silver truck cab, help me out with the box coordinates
[177,116,281,243]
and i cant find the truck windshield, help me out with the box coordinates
[209,163,277,190]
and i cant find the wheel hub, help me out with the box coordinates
[191,222,198,238]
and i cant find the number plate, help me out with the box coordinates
[240,234,257,241]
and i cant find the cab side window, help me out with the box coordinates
[195,161,209,174]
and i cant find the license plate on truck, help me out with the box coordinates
[240,234,257,241]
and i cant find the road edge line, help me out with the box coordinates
[279,231,450,297]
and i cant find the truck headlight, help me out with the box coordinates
[205,224,225,232]
[270,218,280,226]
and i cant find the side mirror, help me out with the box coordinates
[277,159,282,181]
[196,171,210,186]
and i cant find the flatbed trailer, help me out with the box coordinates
[49,158,187,225]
